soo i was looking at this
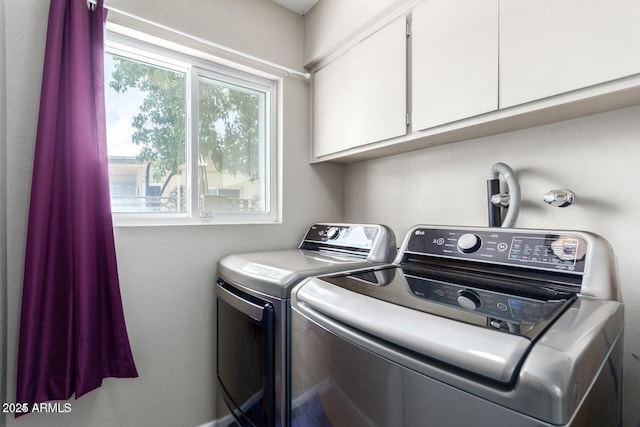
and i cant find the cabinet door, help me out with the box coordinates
[412,0,498,131]
[313,53,350,158]
[348,17,407,148]
[500,0,640,108]
[313,17,407,158]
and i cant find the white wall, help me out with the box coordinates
[344,106,640,427]
[3,0,343,426]
[108,0,304,73]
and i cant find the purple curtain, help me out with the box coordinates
[17,0,138,411]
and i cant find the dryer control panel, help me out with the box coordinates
[299,223,396,263]
[302,224,380,249]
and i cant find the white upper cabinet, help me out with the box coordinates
[313,53,350,158]
[312,16,407,158]
[500,0,640,108]
[309,0,640,162]
[412,0,498,130]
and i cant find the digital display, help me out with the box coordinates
[508,237,580,268]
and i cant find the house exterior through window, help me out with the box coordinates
[104,33,278,225]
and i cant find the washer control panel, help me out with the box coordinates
[405,227,587,274]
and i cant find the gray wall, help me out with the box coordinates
[3,0,343,426]
[1,0,8,425]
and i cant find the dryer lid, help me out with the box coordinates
[217,249,388,298]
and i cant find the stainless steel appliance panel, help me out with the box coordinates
[291,292,623,426]
[291,306,548,427]
[216,279,287,427]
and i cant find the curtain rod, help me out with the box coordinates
[86,0,311,80]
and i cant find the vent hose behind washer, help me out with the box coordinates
[488,163,521,228]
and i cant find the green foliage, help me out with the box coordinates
[199,78,261,181]
[109,55,261,183]
[109,57,186,182]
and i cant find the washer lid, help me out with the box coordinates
[295,275,532,384]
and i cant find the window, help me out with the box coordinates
[104,33,278,224]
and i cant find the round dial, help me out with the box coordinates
[457,233,482,253]
[457,290,482,310]
[326,226,340,240]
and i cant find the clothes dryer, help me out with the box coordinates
[215,223,396,427]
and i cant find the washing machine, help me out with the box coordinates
[215,223,396,427]
[291,225,624,426]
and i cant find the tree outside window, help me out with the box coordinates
[104,42,272,220]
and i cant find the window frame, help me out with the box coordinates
[104,31,280,226]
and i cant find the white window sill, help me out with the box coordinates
[112,212,281,227]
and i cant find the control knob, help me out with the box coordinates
[457,290,482,310]
[457,233,482,253]
[326,226,340,240]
